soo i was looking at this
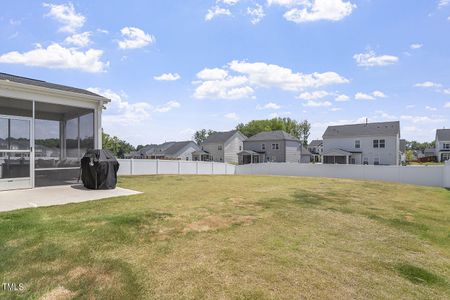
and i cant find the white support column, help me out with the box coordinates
[31,100,35,188]
[95,102,103,149]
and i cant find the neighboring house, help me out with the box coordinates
[435,129,450,162]
[194,130,247,163]
[0,72,109,191]
[126,141,201,160]
[308,139,323,163]
[237,130,310,164]
[322,121,401,165]
[423,148,436,159]
[400,139,407,164]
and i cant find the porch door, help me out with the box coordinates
[0,115,32,191]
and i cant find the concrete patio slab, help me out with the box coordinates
[0,185,142,212]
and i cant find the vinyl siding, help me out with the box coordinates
[285,140,301,162]
[224,134,245,163]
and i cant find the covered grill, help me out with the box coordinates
[80,149,119,190]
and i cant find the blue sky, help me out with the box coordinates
[1,0,450,145]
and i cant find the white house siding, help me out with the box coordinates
[202,143,224,162]
[285,140,301,162]
[323,135,399,165]
[436,138,450,162]
[224,135,245,164]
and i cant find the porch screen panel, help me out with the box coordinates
[34,101,94,187]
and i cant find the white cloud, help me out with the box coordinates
[353,50,399,67]
[247,4,265,24]
[229,60,349,91]
[154,73,181,81]
[445,102,450,108]
[439,0,449,8]
[414,81,442,88]
[221,0,240,5]
[268,0,310,6]
[97,28,109,34]
[118,27,154,49]
[297,90,330,100]
[43,2,85,33]
[406,104,415,109]
[410,43,423,49]
[444,88,450,94]
[205,6,231,21]
[355,92,375,100]
[400,115,448,124]
[194,75,254,100]
[0,43,108,72]
[64,32,91,47]
[335,94,350,102]
[224,112,239,120]
[154,100,181,113]
[88,88,152,124]
[303,100,332,107]
[197,68,228,80]
[330,107,342,111]
[425,106,437,111]
[269,111,292,118]
[372,90,387,98]
[256,102,281,110]
[194,61,348,100]
[283,0,356,23]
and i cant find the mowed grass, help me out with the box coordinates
[1,175,450,299]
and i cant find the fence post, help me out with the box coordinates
[196,161,199,174]
[178,160,181,174]
[211,162,214,174]
[225,164,228,175]
[444,161,450,188]
[130,159,134,175]
[156,159,159,175]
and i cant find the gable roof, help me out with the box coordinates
[203,130,245,144]
[436,129,450,141]
[308,139,323,147]
[0,72,107,100]
[323,121,400,138]
[247,130,299,142]
[164,141,200,156]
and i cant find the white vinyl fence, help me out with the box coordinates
[236,161,450,188]
[117,159,235,176]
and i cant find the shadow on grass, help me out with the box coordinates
[396,263,446,286]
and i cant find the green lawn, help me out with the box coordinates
[1,175,449,299]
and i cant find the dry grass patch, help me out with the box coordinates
[0,175,449,299]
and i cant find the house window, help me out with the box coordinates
[379,139,385,148]
[444,143,450,150]
[218,145,222,150]
[261,143,265,150]
[373,140,379,148]
[442,153,450,161]
[374,157,380,165]
[355,140,360,149]
[239,146,242,151]
[186,157,189,161]
[272,143,279,150]
[363,157,368,165]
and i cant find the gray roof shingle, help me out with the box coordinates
[323,121,400,138]
[436,129,450,141]
[308,139,323,147]
[203,130,244,144]
[164,141,200,156]
[0,72,107,99]
[247,130,299,141]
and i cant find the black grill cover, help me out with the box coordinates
[81,149,120,190]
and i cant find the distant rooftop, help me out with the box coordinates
[436,129,450,141]
[0,72,107,99]
[203,130,243,144]
[247,130,299,141]
[323,121,400,138]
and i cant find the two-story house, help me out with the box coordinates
[238,130,310,164]
[308,139,323,163]
[322,121,401,165]
[193,130,247,163]
[435,129,450,162]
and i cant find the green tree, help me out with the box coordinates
[193,129,216,144]
[405,140,435,151]
[102,132,135,158]
[236,118,311,145]
[406,149,414,161]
